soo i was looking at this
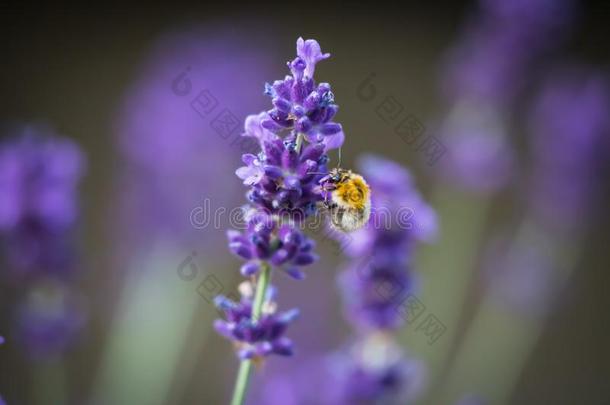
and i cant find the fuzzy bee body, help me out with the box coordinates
[319,168,371,232]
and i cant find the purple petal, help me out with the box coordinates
[229,242,252,260]
[320,122,342,135]
[293,253,318,266]
[241,153,257,165]
[284,176,301,191]
[272,337,295,356]
[272,97,292,113]
[304,91,321,111]
[213,320,234,338]
[238,347,255,359]
[296,117,313,133]
[300,142,325,162]
[227,229,245,240]
[263,165,283,179]
[244,113,278,143]
[261,117,282,132]
[271,249,290,266]
[254,341,274,356]
[240,261,261,276]
[284,267,306,280]
[296,37,331,78]
[235,166,253,180]
[278,308,300,323]
[323,130,345,151]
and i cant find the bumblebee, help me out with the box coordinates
[319,168,371,232]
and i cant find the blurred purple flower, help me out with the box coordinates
[0,126,87,359]
[339,263,414,330]
[214,281,298,359]
[114,27,276,250]
[0,126,85,232]
[328,337,425,404]
[251,156,432,403]
[528,68,610,230]
[0,128,85,278]
[331,156,432,403]
[15,281,86,359]
[441,0,573,105]
[257,336,425,404]
[436,0,573,192]
[438,128,514,193]
[339,155,436,330]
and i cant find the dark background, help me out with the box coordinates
[1,1,609,404]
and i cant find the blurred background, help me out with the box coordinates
[0,1,609,404]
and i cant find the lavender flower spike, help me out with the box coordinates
[0,126,87,362]
[218,37,345,405]
[0,128,85,278]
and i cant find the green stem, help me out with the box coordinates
[295,133,304,154]
[229,263,272,405]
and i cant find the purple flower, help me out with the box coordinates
[227,208,317,280]
[527,68,610,230]
[329,338,425,404]
[235,38,343,217]
[436,0,573,192]
[214,281,299,359]
[260,37,342,146]
[0,127,87,360]
[337,156,436,329]
[235,132,330,216]
[256,336,425,404]
[0,127,85,233]
[229,37,339,279]
[339,260,414,330]
[218,38,341,362]
[0,127,85,278]
[441,0,572,105]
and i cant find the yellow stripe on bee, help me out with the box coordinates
[336,175,370,210]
